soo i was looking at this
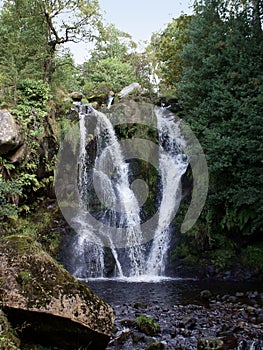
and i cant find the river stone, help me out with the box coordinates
[0,235,115,350]
[197,337,224,350]
[0,109,21,155]
[200,289,212,300]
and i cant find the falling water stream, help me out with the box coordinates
[67,105,188,279]
[56,105,263,350]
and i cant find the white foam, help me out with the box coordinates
[79,275,196,283]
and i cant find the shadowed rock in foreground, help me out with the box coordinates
[0,235,115,349]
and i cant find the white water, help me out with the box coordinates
[72,106,188,279]
[146,109,188,276]
[74,109,145,277]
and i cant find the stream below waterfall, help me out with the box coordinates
[86,278,263,350]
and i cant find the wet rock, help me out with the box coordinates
[131,331,146,344]
[256,311,263,324]
[69,91,83,102]
[228,295,237,302]
[136,315,160,336]
[246,306,257,314]
[119,319,136,328]
[197,337,224,349]
[179,316,197,330]
[0,235,114,350]
[105,290,263,350]
[200,290,212,300]
[134,301,147,309]
[0,109,22,155]
[237,340,263,350]
[247,291,258,299]
[218,330,237,349]
[145,341,165,350]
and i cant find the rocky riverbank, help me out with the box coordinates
[106,290,263,350]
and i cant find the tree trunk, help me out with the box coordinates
[43,57,52,82]
[252,0,262,34]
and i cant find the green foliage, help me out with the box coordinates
[2,205,62,257]
[82,57,137,96]
[0,0,102,88]
[0,310,20,350]
[152,14,192,96]
[211,248,236,271]
[145,342,165,350]
[22,346,51,350]
[80,23,157,96]
[176,0,263,248]
[0,80,56,223]
[16,79,51,107]
[241,245,263,273]
[80,24,139,96]
[90,23,136,62]
[51,51,82,93]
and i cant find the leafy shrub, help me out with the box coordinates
[241,246,263,273]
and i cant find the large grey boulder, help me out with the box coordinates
[118,83,142,99]
[0,235,115,349]
[0,109,21,155]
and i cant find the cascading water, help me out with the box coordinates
[146,109,188,276]
[72,106,146,278]
[67,104,188,279]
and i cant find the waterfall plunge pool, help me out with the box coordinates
[92,278,263,350]
[84,278,263,307]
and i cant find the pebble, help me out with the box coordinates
[106,291,263,350]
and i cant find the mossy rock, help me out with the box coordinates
[145,342,165,350]
[136,315,160,336]
[0,235,115,349]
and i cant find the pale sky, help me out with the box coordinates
[69,0,194,63]
[99,0,193,42]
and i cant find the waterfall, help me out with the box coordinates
[73,107,145,278]
[63,104,188,279]
[146,109,188,275]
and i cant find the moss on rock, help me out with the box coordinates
[0,235,115,349]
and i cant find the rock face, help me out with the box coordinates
[0,235,115,349]
[0,110,21,155]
